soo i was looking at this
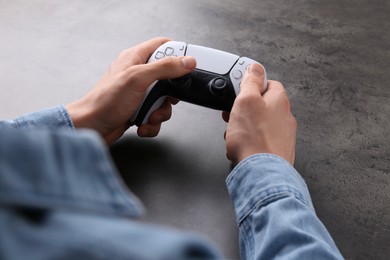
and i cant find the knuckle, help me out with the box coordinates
[236,92,260,107]
[244,74,263,86]
[271,84,291,110]
[117,49,129,59]
[120,65,142,85]
[279,91,290,105]
[117,48,143,65]
[117,49,133,61]
[153,36,171,44]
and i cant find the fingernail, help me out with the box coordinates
[247,64,264,77]
[181,56,196,69]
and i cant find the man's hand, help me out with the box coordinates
[66,37,196,144]
[223,64,297,165]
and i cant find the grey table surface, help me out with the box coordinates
[0,1,389,259]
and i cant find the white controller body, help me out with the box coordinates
[131,41,267,126]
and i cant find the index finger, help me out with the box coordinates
[133,37,172,62]
[119,37,172,65]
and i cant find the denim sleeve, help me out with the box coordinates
[0,127,222,260]
[226,154,344,259]
[0,105,74,129]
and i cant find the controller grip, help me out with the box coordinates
[131,75,192,126]
[132,82,169,126]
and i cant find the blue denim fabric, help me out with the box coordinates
[0,122,220,259]
[0,106,343,259]
[227,154,343,259]
[0,105,74,129]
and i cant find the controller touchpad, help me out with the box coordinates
[186,44,239,75]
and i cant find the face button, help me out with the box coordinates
[232,70,243,80]
[155,51,165,59]
[165,47,174,56]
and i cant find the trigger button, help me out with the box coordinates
[155,51,165,59]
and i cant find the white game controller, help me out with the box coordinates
[131,41,267,126]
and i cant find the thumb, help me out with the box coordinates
[239,63,266,97]
[145,56,196,81]
[124,56,196,93]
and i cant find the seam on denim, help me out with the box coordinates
[0,136,142,215]
[238,220,254,259]
[12,118,22,128]
[0,191,141,216]
[227,153,292,184]
[237,187,311,225]
[226,153,312,223]
[0,129,142,216]
[59,105,75,129]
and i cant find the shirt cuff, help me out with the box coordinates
[226,154,314,225]
[12,105,75,129]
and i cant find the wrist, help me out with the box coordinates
[66,98,99,131]
[66,98,129,145]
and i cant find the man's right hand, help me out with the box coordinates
[223,64,297,166]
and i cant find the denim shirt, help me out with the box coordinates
[0,106,343,259]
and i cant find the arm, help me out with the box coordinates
[224,64,343,259]
[227,154,342,259]
[1,37,196,144]
[0,105,74,129]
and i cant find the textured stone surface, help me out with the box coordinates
[0,1,389,259]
